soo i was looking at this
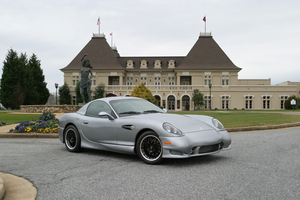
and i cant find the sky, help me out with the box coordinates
[1,0,299,93]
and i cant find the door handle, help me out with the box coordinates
[83,121,89,124]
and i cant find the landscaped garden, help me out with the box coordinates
[0,110,300,133]
[0,111,58,133]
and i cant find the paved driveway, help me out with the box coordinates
[0,127,300,200]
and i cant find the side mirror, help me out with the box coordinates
[162,108,168,113]
[98,112,115,120]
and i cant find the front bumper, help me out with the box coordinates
[58,127,64,143]
[160,129,231,158]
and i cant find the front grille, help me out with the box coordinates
[198,144,220,154]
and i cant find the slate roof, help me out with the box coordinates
[62,36,123,70]
[61,34,241,72]
[177,35,241,70]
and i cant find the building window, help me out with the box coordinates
[140,60,148,69]
[262,95,271,109]
[244,95,253,109]
[180,76,191,85]
[221,95,230,109]
[126,60,134,69]
[154,60,161,69]
[204,96,211,109]
[109,76,119,85]
[126,77,133,85]
[72,76,80,86]
[280,95,289,109]
[168,77,175,85]
[222,72,229,85]
[222,78,229,85]
[204,75,212,86]
[168,60,175,68]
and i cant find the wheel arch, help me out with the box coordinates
[62,122,79,143]
[134,128,158,153]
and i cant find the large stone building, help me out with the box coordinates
[61,32,299,110]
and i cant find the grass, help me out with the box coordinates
[0,112,41,125]
[1,110,300,128]
[171,110,300,128]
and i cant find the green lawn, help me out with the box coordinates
[1,110,300,128]
[170,110,300,128]
[0,112,41,125]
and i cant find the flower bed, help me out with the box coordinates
[0,121,6,126]
[10,119,59,133]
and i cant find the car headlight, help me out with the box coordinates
[163,123,183,135]
[212,118,225,130]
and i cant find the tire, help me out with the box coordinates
[64,125,81,152]
[136,131,163,164]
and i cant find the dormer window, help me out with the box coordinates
[140,60,148,69]
[154,60,161,69]
[126,60,134,69]
[168,60,175,68]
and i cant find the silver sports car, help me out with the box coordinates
[58,97,231,164]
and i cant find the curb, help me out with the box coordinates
[0,123,300,138]
[0,133,58,138]
[226,122,300,132]
[0,176,5,200]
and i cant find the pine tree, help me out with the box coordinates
[59,83,71,105]
[1,50,50,108]
[0,49,25,109]
[28,54,49,104]
[131,83,157,104]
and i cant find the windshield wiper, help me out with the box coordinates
[119,111,141,115]
[143,110,162,114]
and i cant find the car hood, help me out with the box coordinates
[122,113,214,133]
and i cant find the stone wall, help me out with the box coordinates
[20,105,83,113]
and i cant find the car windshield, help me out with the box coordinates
[110,99,164,117]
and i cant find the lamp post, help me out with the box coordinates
[209,83,212,110]
[55,83,59,105]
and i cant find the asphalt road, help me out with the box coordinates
[0,127,300,200]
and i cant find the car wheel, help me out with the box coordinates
[64,125,81,152]
[137,131,163,164]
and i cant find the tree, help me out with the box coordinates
[93,83,105,99]
[284,95,300,110]
[23,53,49,105]
[0,50,49,108]
[59,83,71,105]
[192,89,204,109]
[27,54,49,104]
[131,83,157,104]
[0,49,25,109]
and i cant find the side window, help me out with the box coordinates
[86,101,112,117]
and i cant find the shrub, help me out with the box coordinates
[39,112,56,121]
[0,120,6,126]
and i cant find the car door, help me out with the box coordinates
[80,100,117,144]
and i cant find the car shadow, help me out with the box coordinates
[78,148,230,166]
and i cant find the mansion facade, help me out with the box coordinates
[61,33,299,110]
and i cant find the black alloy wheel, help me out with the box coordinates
[137,131,163,164]
[64,125,81,152]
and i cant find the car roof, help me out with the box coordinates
[77,96,142,115]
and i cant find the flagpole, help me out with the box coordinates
[203,16,206,34]
[98,18,100,34]
[110,33,113,47]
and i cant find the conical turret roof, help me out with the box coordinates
[177,35,241,70]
